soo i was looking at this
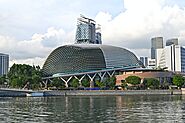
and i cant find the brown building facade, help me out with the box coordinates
[116,69,173,86]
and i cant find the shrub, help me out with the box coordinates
[125,76,141,85]
[143,78,160,89]
[173,75,185,88]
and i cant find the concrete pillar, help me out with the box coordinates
[87,73,97,88]
[60,76,73,88]
[90,80,94,88]
[140,78,144,84]
[74,74,86,87]
[107,71,115,77]
[98,72,106,82]
[42,79,48,89]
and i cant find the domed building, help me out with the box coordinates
[42,44,141,76]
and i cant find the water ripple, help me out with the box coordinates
[0,95,184,122]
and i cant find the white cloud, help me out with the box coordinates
[0,27,74,67]
[1,0,185,67]
[41,27,66,47]
[95,0,185,57]
[95,12,112,25]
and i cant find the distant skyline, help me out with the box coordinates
[0,0,185,66]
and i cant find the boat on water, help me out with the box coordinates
[26,92,44,97]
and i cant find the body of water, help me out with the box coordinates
[0,95,185,122]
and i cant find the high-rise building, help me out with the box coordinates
[75,15,102,44]
[148,58,156,68]
[166,38,178,46]
[140,57,148,67]
[157,44,185,72]
[151,37,163,59]
[140,57,155,68]
[0,53,9,76]
[95,32,102,44]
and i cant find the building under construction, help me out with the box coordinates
[75,15,102,44]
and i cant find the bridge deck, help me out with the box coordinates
[42,66,139,79]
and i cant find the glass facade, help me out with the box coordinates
[76,23,96,44]
[140,57,148,67]
[99,45,139,68]
[42,44,141,76]
[151,37,163,59]
[0,53,9,76]
[75,15,102,44]
[181,47,185,72]
[166,38,178,46]
[95,32,102,44]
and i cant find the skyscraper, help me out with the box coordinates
[151,37,163,59]
[166,38,178,46]
[75,15,102,44]
[140,57,148,67]
[95,24,102,44]
[95,32,102,44]
[0,53,9,76]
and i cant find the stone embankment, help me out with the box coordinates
[0,89,183,97]
[44,90,182,96]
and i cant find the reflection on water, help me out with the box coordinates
[0,95,184,122]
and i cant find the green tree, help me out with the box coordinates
[7,64,42,89]
[11,77,23,88]
[121,80,128,89]
[173,75,185,88]
[104,76,116,89]
[81,78,90,87]
[0,75,7,85]
[51,78,64,89]
[30,75,41,90]
[70,78,79,88]
[125,76,141,85]
[95,80,105,88]
[143,78,160,89]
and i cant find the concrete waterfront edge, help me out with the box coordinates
[44,90,182,96]
[0,89,183,97]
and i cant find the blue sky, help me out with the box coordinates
[0,0,185,66]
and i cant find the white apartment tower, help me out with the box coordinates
[157,43,185,72]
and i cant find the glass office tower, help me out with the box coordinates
[151,37,163,59]
[0,53,9,76]
[75,15,102,44]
